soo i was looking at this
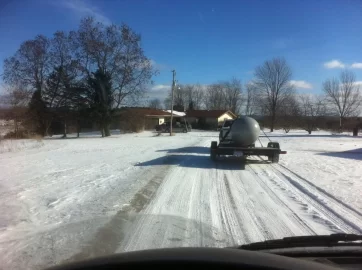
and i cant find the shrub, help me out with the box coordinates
[4,130,30,139]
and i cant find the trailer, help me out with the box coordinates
[210,141,286,163]
[210,117,287,163]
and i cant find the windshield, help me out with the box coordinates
[0,1,362,269]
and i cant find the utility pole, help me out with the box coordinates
[170,70,176,136]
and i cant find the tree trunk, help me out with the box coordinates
[100,125,105,137]
[14,115,19,138]
[104,124,111,137]
[308,130,312,134]
[45,117,53,137]
[339,116,343,133]
[62,120,67,138]
[270,113,276,132]
[77,120,80,138]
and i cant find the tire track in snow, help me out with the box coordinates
[278,164,362,217]
[245,164,316,236]
[119,140,326,251]
[222,174,251,243]
[272,165,362,234]
[66,163,172,263]
[251,156,362,234]
[225,166,316,242]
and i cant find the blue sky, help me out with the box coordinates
[1,0,362,99]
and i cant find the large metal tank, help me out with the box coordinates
[230,116,260,146]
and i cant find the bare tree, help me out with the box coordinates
[3,35,51,94]
[171,84,187,110]
[164,96,171,110]
[42,31,82,136]
[224,78,242,114]
[166,83,205,110]
[245,82,257,116]
[78,17,155,106]
[203,79,242,113]
[278,94,300,133]
[299,95,326,134]
[3,84,31,137]
[253,57,295,131]
[190,84,205,109]
[73,17,156,136]
[204,83,226,110]
[3,17,155,137]
[148,98,162,109]
[183,84,194,109]
[182,84,205,110]
[3,35,51,135]
[323,70,361,130]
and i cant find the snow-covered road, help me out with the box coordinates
[117,139,362,253]
[0,130,361,269]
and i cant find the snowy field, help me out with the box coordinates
[0,130,361,269]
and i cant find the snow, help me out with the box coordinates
[0,129,361,269]
[259,130,362,213]
[164,110,186,116]
[0,139,44,153]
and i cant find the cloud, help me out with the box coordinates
[354,81,362,87]
[151,84,170,91]
[59,0,111,24]
[150,60,169,71]
[351,62,362,69]
[289,80,313,89]
[144,84,171,100]
[323,60,345,69]
[324,60,362,69]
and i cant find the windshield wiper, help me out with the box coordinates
[237,234,362,251]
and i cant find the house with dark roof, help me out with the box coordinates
[114,107,187,131]
[186,110,237,129]
[112,107,171,131]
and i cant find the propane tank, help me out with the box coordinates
[230,116,260,146]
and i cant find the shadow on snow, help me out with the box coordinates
[156,146,210,155]
[318,148,362,161]
[260,134,360,139]
[137,146,269,171]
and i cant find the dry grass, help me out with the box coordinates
[0,137,44,154]
[30,134,43,142]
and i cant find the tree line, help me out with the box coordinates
[3,17,156,137]
[2,15,361,137]
[149,58,361,133]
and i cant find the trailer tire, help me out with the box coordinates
[271,154,279,163]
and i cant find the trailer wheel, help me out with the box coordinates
[271,154,279,163]
[210,141,218,161]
